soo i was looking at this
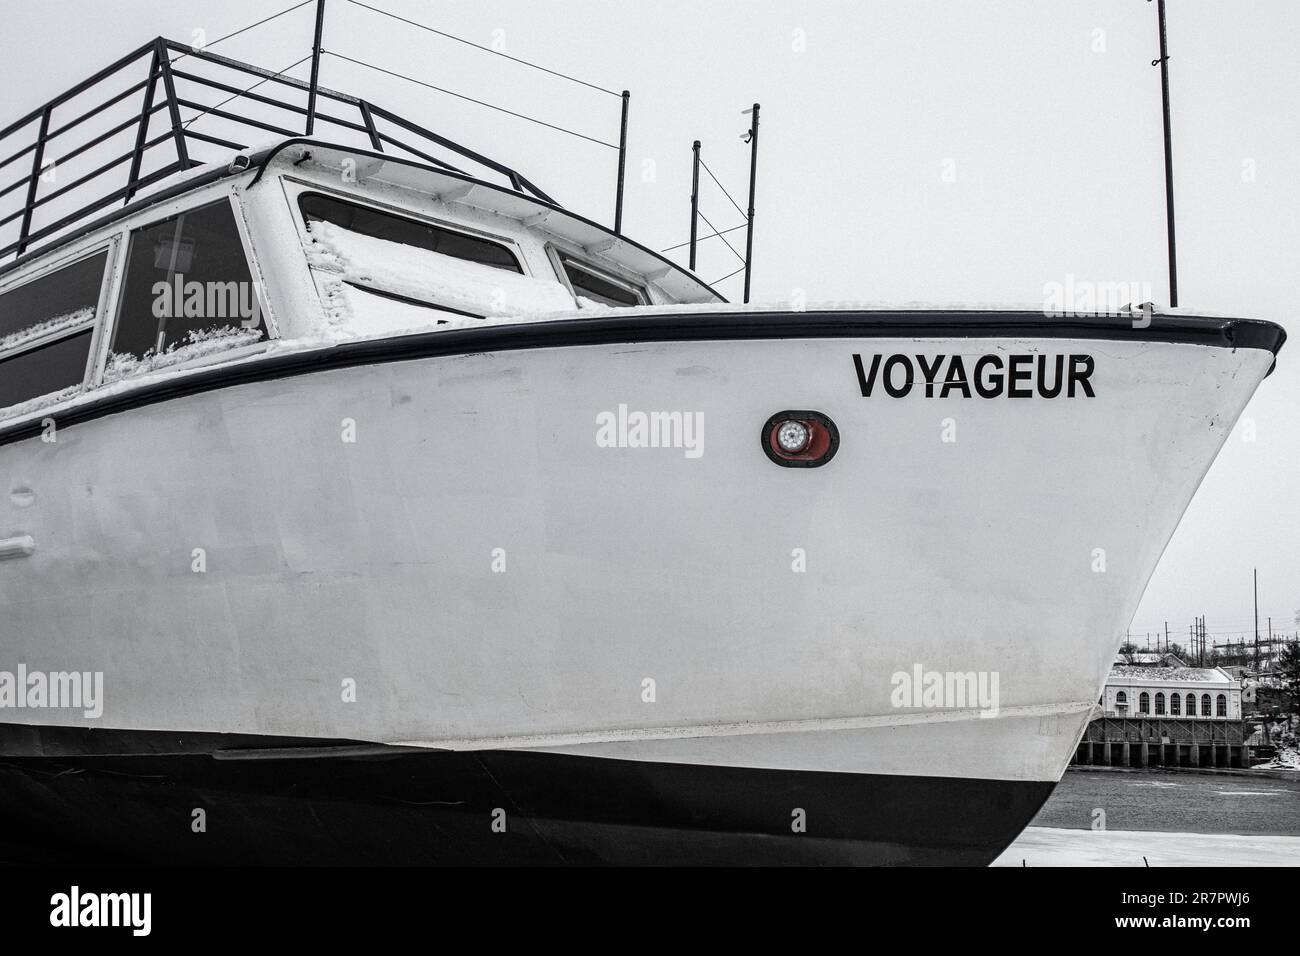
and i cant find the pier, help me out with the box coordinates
[1071,715,1249,769]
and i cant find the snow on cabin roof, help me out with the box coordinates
[1108,665,1234,685]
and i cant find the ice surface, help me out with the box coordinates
[995,827,1300,866]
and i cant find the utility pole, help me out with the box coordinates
[1254,567,1260,673]
[305,0,326,135]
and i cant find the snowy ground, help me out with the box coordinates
[994,827,1300,866]
[1252,744,1300,771]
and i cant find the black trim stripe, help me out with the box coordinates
[0,310,1284,449]
[0,723,1053,865]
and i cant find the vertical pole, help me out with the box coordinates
[1153,0,1178,306]
[689,140,701,271]
[306,0,327,135]
[17,107,50,256]
[742,102,760,304]
[614,90,630,233]
[1254,567,1260,673]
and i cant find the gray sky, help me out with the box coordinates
[3,0,1297,649]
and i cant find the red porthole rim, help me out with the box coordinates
[760,410,840,468]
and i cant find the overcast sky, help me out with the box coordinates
[2,0,1297,649]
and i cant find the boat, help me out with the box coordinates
[0,32,1285,866]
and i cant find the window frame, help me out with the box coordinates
[98,192,273,383]
[0,238,117,417]
[283,175,528,273]
[546,243,650,308]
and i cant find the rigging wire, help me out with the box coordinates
[661,221,746,254]
[699,156,748,222]
[344,0,620,98]
[711,265,746,285]
[170,0,316,64]
[324,50,618,148]
[696,206,746,265]
[181,54,314,130]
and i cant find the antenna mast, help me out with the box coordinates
[742,103,760,304]
[306,0,326,135]
[1150,0,1178,306]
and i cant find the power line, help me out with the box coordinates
[661,221,746,253]
[699,156,748,222]
[171,0,315,64]
[324,50,618,149]
[345,0,620,97]
[182,54,314,130]
[696,207,745,265]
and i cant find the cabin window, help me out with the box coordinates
[1138,692,1150,714]
[1169,693,1180,716]
[559,255,648,308]
[0,249,107,412]
[111,201,265,365]
[298,193,521,273]
[1216,694,1227,717]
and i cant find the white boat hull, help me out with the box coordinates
[0,311,1280,863]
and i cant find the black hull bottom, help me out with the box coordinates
[0,725,1055,865]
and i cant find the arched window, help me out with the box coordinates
[1139,692,1150,714]
[1116,691,1128,710]
[1155,692,1166,715]
[1201,694,1212,717]
[1216,694,1227,717]
[1186,693,1196,717]
[1170,693,1181,716]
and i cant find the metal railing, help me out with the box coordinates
[0,36,556,262]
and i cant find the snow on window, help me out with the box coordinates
[302,219,575,330]
[104,325,265,383]
[0,306,95,354]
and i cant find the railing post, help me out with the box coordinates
[688,140,700,271]
[614,89,629,233]
[125,46,162,205]
[742,103,760,304]
[358,100,382,151]
[156,39,191,169]
[17,107,51,255]
[306,0,327,135]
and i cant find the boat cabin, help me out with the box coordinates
[0,39,722,430]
